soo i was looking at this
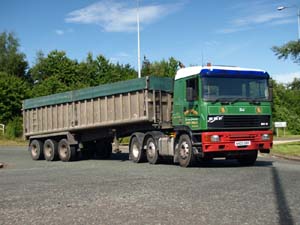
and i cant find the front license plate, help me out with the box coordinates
[235,140,251,147]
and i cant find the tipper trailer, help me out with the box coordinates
[23,65,273,167]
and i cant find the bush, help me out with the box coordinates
[5,117,23,139]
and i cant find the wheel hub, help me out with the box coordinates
[179,141,189,159]
[60,144,68,158]
[147,141,156,158]
[32,145,38,157]
[132,144,139,158]
[45,145,52,157]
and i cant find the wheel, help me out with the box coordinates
[177,134,195,167]
[29,139,44,160]
[95,140,112,159]
[43,139,58,161]
[146,136,159,164]
[58,139,76,162]
[238,150,257,166]
[129,136,145,163]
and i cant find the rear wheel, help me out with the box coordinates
[177,134,195,167]
[130,136,145,163]
[146,137,159,164]
[29,139,44,160]
[43,139,58,161]
[58,139,76,162]
[238,150,258,166]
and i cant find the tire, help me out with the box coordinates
[146,136,159,164]
[129,136,145,163]
[95,140,112,159]
[238,150,258,166]
[29,139,44,160]
[177,134,195,167]
[43,139,58,161]
[58,139,76,162]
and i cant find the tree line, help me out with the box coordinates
[0,31,299,137]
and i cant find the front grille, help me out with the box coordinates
[207,115,270,129]
[228,134,256,141]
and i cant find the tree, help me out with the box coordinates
[287,77,300,90]
[0,72,31,124]
[0,32,28,77]
[29,51,138,97]
[77,53,137,86]
[272,40,300,133]
[141,57,179,77]
[272,40,300,64]
[272,79,300,134]
[29,50,79,83]
[77,52,99,86]
[29,50,85,96]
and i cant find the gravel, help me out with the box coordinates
[1,146,300,225]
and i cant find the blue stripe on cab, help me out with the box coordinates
[200,69,269,78]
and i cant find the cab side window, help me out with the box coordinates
[186,78,198,101]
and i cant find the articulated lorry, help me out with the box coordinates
[23,65,273,167]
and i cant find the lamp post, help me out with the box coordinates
[137,0,141,78]
[277,5,300,41]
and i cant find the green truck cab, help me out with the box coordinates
[171,65,272,166]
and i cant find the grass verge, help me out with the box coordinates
[272,141,300,157]
[0,136,27,146]
[274,135,300,140]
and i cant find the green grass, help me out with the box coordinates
[273,128,300,139]
[274,134,300,139]
[272,141,300,157]
[0,135,27,146]
[119,136,130,144]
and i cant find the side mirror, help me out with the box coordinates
[186,87,194,102]
[269,78,273,102]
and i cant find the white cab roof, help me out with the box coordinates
[175,66,266,80]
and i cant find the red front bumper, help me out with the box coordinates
[201,130,273,153]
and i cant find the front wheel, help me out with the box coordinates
[177,134,195,167]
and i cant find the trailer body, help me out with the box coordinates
[23,76,173,140]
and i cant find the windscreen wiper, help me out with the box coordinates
[249,97,265,105]
[230,97,244,104]
[211,98,230,105]
[230,97,265,104]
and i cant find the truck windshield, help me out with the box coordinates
[202,77,269,102]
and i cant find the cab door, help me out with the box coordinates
[183,77,200,129]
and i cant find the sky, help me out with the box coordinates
[1,0,300,83]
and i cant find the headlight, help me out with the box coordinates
[262,134,270,140]
[211,135,220,142]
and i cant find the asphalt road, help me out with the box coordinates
[1,146,300,225]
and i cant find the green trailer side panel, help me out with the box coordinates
[148,76,173,93]
[24,76,173,110]
[73,77,147,102]
[24,91,73,110]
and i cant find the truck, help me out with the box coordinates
[23,65,273,167]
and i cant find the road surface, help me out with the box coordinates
[0,146,300,225]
